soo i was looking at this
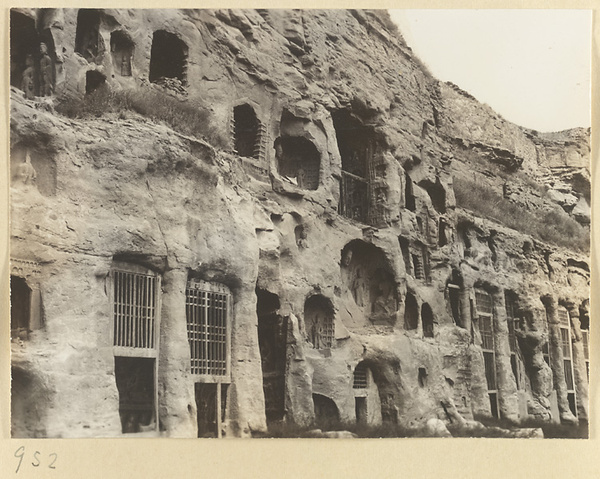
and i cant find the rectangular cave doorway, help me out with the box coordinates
[195,383,228,438]
[256,288,288,426]
[114,357,156,434]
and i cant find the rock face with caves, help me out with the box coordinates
[9,8,590,438]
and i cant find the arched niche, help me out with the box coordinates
[110,30,134,77]
[275,136,321,190]
[149,30,188,84]
[304,295,335,349]
[340,240,398,326]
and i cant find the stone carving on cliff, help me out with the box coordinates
[8,8,590,440]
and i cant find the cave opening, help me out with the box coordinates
[149,30,187,84]
[276,136,321,190]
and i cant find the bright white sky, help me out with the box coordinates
[389,10,591,133]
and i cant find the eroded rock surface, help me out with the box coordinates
[10,8,589,438]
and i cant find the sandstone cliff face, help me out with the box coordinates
[10,8,589,438]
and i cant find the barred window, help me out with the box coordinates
[476,290,494,351]
[111,262,161,435]
[353,363,368,389]
[475,290,493,316]
[186,280,231,378]
[112,266,160,353]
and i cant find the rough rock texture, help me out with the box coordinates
[10,9,589,438]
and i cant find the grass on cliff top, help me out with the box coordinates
[453,176,589,252]
[55,85,228,148]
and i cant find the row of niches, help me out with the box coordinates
[10,9,187,98]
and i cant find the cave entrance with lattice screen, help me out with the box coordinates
[475,289,498,418]
[333,109,384,225]
[111,262,161,435]
[186,279,231,438]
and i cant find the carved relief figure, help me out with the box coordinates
[14,151,36,186]
[21,55,35,99]
[39,42,53,97]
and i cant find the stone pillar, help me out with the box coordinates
[545,298,577,424]
[493,291,519,422]
[515,308,553,421]
[158,268,196,437]
[567,305,589,421]
[459,288,471,336]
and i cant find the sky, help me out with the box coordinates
[389,10,591,133]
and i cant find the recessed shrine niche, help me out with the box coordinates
[10,143,57,196]
[10,11,56,99]
[75,9,105,63]
[110,30,134,77]
[304,295,335,349]
[341,240,398,326]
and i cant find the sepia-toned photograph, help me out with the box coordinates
[8,8,591,440]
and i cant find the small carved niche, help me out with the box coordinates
[10,144,57,196]
[304,295,335,349]
[110,30,134,77]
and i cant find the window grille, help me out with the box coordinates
[112,269,159,352]
[480,316,494,351]
[557,307,570,327]
[186,280,230,377]
[412,253,424,280]
[483,351,497,390]
[353,363,368,389]
[560,328,571,358]
[475,291,493,316]
[582,330,589,361]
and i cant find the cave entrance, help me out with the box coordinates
[149,30,187,84]
[422,303,434,338]
[333,109,382,225]
[85,70,106,94]
[194,383,228,438]
[10,276,31,341]
[233,104,261,158]
[313,394,340,429]
[114,357,156,434]
[75,9,104,62]
[404,291,418,331]
[418,178,446,214]
[110,30,134,77]
[257,288,287,425]
[10,11,39,93]
[276,136,321,190]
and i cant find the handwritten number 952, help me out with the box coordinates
[14,446,57,473]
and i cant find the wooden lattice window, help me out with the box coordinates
[186,280,231,379]
[476,289,498,418]
[353,363,368,389]
[557,306,576,415]
[111,265,160,355]
[504,293,522,389]
[111,263,161,434]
